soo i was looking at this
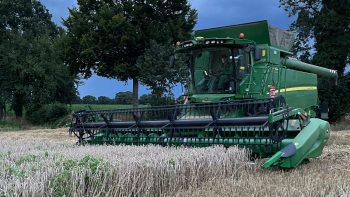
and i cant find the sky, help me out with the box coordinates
[40,0,294,98]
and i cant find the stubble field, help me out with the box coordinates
[0,129,349,197]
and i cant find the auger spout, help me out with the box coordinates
[283,57,338,78]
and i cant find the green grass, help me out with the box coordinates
[0,120,22,131]
[1,104,147,117]
[69,104,147,112]
[0,104,148,131]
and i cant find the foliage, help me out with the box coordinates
[0,0,77,118]
[280,0,350,121]
[136,40,188,96]
[63,0,197,106]
[72,95,83,104]
[139,94,153,105]
[97,96,113,104]
[115,91,133,105]
[70,104,140,112]
[279,0,320,61]
[318,76,350,122]
[0,120,22,131]
[139,93,175,106]
[25,103,71,125]
[5,166,25,178]
[82,95,97,104]
[16,154,37,166]
[49,156,105,197]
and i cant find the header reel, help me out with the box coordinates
[70,96,308,158]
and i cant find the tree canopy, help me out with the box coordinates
[82,95,97,104]
[0,0,77,118]
[280,0,350,121]
[98,96,113,104]
[63,0,197,106]
[115,91,133,105]
[136,40,188,96]
[139,93,175,106]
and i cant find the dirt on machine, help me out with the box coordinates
[69,20,337,169]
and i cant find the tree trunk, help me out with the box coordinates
[0,103,4,120]
[13,93,24,118]
[132,78,139,108]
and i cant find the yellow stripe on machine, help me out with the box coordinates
[266,86,317,95]
[278,86,317,93]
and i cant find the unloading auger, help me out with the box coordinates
[70,20,337,168]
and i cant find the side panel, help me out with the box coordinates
[237,61,318,114]
[238,63,267,97]
[273,68,318,112]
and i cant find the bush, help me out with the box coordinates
[82,95,97,104]
[97,96,113,104]
[115,91,132,104]
[26,103,70,125]
[139,93,175,106]
[0,120,22,131]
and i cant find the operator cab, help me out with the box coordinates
[175,38,259,102]
[190,46,250,94]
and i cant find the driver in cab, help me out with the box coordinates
[207,54,232,93]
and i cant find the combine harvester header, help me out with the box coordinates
[70,20,337,169]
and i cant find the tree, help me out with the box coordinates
[136,40,189,96]
[72,95,83,104]
[63,0,197,107]
[115,91,132,105]
[138,93,175,106]
[139,94,153,105]
[0,94,7,120]
[0,0,77,118]
[98,96,112,104]
[82,95,97,104]
[280,0,350,121]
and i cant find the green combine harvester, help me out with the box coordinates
[70,21,337,168]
